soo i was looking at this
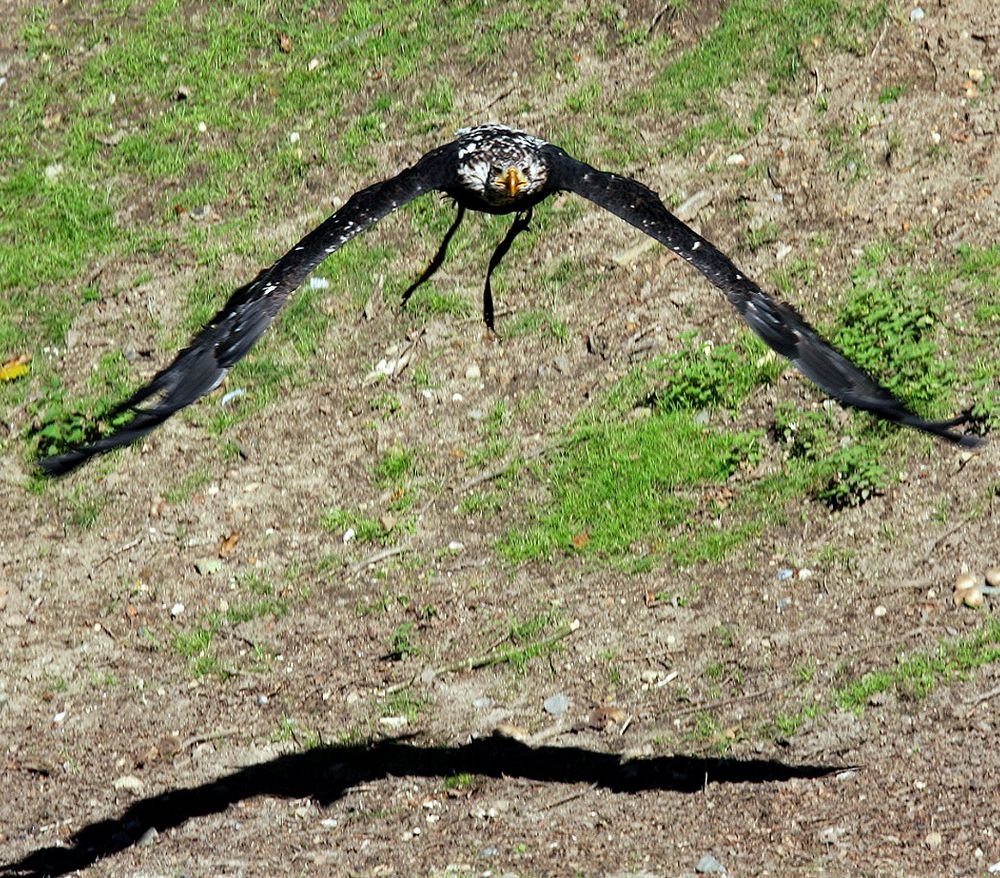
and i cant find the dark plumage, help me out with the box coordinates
[39,123,980,475]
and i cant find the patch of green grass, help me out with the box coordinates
[500,403,764,565]
[813,442,888,509]
[836,620,1000,711]
[388,622,420,660]
[383,692,423,723]
[458,491,504,517]
[632,0,886,153]
[878,83,907,103]
[163,468,213,504]
[169,577,288,677]
[443,772,475,791]
[319,507,394,544]
[751,620,1000,748]
[504,309,570,342]
[374,446,417,485]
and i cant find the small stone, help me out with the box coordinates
[963,587,984,609]
[954,572,984,607]
[725,153,747,167]
[909,7,924,21]
[342,527,356,544]
[379,715,408,730]
[819,826,846,845]
[925,831,943,849]
[447,540,464,552]
[472,697,493,710]
[873,605,887,618]
[170,602,184,618]
[289,131,300,144]
[137,827,158,846]
[44,163,64,183]
[967,68,985,84]
[543,693,570,716]
[465,363,481,380]
[195,558,223,576]
[112,775,145,793]
[696,853,726,874]
[309,276,329,290]
[986,568,1000,588]
[197,121,207,133]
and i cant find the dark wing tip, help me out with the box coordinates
[37,449,92,477]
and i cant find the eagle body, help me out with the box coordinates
[39,124,979,475]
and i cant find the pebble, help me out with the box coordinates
[986,568,1000,588]
[195,558,223,576]
[695,853,726,874]
[873,605,887,618]
[925,831,943,849]
[819,826,846,845]
[343,527,356,544]
[465,363,481,380]
[909,7,924,21]
[953,572,984,608]
[379,715,408,730]
[137,827,158,847]
[543,693,570,716]
[44,162,64,183]
[112,775,145,793]
[309,276,329,290]
[447,540,464,552]
[170,602,184,618]
[472,697,493,710]
[725,153,747,167]
[289,131,300,144]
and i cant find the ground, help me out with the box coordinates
[1,1,1000,876]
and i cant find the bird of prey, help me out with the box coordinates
[38,123,980,475]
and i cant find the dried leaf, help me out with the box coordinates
[218,531,240,559]
[570,531,589,550]
[589,706,627,730]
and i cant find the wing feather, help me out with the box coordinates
[547,147,980,447]
[39,142,460,475]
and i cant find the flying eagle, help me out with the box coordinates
[39,123,979,475]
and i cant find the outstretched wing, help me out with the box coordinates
[546,146,980,448]
[39,142,461,476]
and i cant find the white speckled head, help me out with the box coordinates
[454,124,550,207]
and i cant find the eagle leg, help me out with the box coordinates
[482,207,533,331]
[400,204,466,309]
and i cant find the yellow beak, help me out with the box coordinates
[497,167,527,197]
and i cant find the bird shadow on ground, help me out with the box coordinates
[2,735,846,877]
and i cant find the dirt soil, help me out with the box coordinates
[3,1,1000,876]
